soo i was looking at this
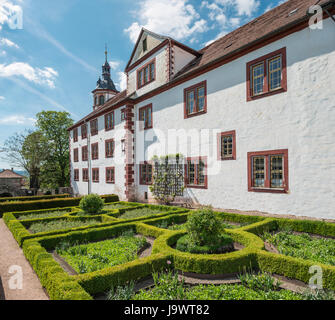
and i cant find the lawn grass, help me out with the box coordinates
[56,232,147,274]
[18,210,69,220]
[262,231,335,266]
[28,219,101,234]
[120,208,165,220]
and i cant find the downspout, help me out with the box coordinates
[87,120,92,195]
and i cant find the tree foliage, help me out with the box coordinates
[36,111,73,188]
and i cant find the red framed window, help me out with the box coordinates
[185,157,207,189]
[82,168,88,182]
[139,162,153,185]
[105,112,114,131]
[106,167,115,184]
[90,119,98,136]
[82,146,88,161]
[248,149,289,193]
[218,130,236,160]
[184,81,207,119]
[246,47,287,101]
[81,124,87,139]
[121,108,126,122]
[74,169,79,181]
[92,168,99,183]
[139,104,153,130]
[137,59,155,89]
[73,148,79,162]
[91,143,99,160]
[105,139,115,158]
[73,128,78,142]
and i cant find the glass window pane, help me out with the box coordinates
[198,160,205,185]
[253,157,265,187]
[270,155,283,188]
[197,87,205,111]
[222,135,233,158]
[187,91,195,114]
[252,63,264,95]
[269,56,282,91]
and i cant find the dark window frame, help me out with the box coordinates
[106,167,115,184]
[90,119,98,136]
[184,80,207,119]
[137,58,156,89]
[92,168,99,183]
[185,156,208,189]
[73,128,78,142]
[247,149,289,193]
[105,139,115,158]
[82,168,88,182]
[91,142,99,160]
[82,146,88,162]
[73,148,79,162]
[138,104,153,130]
[217,130,236,161]
[81,124,87,139]
[74,169,79,181]
[246,47,287,101]
[139,162,153,185]
[105,112,114,131]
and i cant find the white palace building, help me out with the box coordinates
[68,0,335,219]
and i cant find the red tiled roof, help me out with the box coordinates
[69,0,334,130]
[174,0,332,79]
[0,170,25,179]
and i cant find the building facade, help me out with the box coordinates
[68,0,335,219]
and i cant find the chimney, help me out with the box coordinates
[11,168,13,172]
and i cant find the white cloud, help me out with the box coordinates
[109,60,120,70]
[233,0,260,16]
[0,37,19,48]
[117,71,127,91]
[0,0,23,30]
[0,95,5,100]
[229,17,240,27]
[0,49,6,56]
[0,62,58,88]
[0,115,36,125]
[125,0,208,43]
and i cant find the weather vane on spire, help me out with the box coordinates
[105,43,108,63]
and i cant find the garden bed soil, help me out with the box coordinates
[52,235,154,276]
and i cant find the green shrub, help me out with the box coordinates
[176,233,234,254]
[186,209,222,246]
[79,194,105,214]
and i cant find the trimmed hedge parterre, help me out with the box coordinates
[2,196,335,299]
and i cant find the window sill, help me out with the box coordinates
[186,185,207,189]
[105,127,114,132]
[106,182,115,184]
[185,110,207,119]
[137,79,155,90]
[106,155,114,159]
[92,181,99,183]
[249,187,288,194]
[247,87,286,102]
[220,156,236,161]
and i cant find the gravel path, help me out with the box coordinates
[0,219,48,300]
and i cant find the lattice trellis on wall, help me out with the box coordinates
[151,156,184,199]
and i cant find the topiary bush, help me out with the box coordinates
[186,208,222,246]
[175,208,234,254]
[79,194,104,214]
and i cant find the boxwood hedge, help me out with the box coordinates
[3,199,335,299]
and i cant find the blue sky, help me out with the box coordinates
[0,0,286,169]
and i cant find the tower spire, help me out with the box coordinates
[105,43,108,63]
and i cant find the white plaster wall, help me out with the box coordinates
[127,45,168,96]
[133,20,335,219]
[173,46,197,75]
[70,106,127,200]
